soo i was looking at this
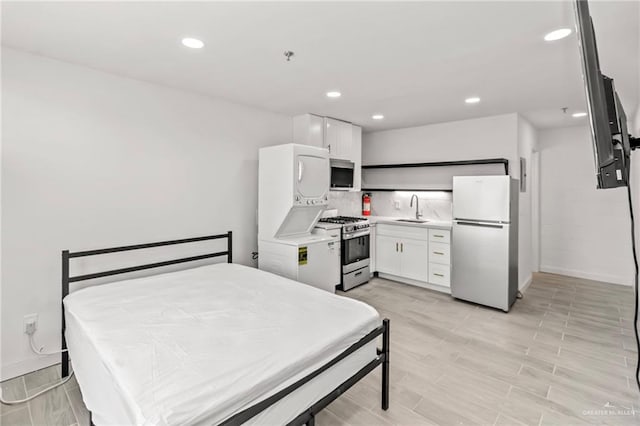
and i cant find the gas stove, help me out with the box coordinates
[317,216,370,233]
[316,215,370,291]
[318,215,366,224]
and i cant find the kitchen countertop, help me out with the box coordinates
[367,216,452,230]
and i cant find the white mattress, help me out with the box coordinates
[64,263,380,425]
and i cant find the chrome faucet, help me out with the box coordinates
[410,194,422,220]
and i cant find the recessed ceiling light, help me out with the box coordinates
[465,97,481,104]
[181,37,204,49]
[372,114,384,120]
[544,28,571,42]
[326,91,341,98]
[572,111,587,118]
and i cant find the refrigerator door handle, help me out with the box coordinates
[456,221,504,229]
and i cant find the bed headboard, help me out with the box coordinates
[60,231,232,377]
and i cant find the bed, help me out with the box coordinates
[60,232,390,425]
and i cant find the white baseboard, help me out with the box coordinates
[519,275,532,293]
[377,273,451,294]
[539,265,632,286]
[1,354,58,382]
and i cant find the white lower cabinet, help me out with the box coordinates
[428,242,450,264]
[375,235,427,281]
[375,223,451,291]
[376,234,401,276]
[399,239,428,282]
[376,224,428,282]
[428,233,451,288]
[428,262,450,287]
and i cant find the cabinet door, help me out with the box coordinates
[337,121,353,160]
[306,114,325,148]
[376,235,400,275]
[324,117,340,157]
[324,118,352,160]
[293,114,324,147]
[400,239,429,282]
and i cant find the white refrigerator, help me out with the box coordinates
[451,175,519,312]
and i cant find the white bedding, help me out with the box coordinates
[64,263,380,425]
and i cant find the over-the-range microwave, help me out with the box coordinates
[330,159,355,190]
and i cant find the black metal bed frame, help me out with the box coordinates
[61,231,390,426]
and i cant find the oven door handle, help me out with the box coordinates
[342,230,370,239]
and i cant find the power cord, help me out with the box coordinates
[626,178,640,392]
[0,372,75,405]
[29,334,68,356]
[0,331,73,406]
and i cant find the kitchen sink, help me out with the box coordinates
[395,219,429,223]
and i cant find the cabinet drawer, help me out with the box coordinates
[428,229,450,244]
[428,242,450,265]
[429,263,451,287]
[377,223,428,240]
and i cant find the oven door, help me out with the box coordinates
[342,230,370,273]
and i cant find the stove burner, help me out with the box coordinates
[318,216,367,224]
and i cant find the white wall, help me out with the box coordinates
[363,114,519,170]
[362,113,534,290]
[517,116,537,289]
[538,125,634,285]
[1,48,291,379]
[0,47,3,383]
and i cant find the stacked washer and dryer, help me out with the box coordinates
[257,144,341,293]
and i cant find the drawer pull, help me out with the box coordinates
[434,235,444,238]
[433,273,445,277]
[433,251,444,255]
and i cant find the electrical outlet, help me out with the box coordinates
[394,200,401,210]
[24,314,38,335]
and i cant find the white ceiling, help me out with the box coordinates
[2,1,638,132]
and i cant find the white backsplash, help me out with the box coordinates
[327,191,362,216]
[369,191,452,221]
[328,190,452,221]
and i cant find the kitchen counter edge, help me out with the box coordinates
[367,216,452,230]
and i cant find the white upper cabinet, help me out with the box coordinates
[293,114,362,192]
[293,113,325,148]
[351,124,362,192]
[324,117,352,160]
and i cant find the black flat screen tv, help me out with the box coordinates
[574,0,630,189]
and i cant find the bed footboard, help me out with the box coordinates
[221,318,390,426]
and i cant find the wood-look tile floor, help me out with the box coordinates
[1,272,638,426]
